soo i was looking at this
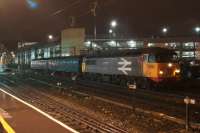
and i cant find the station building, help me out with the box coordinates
[15,28,200,68]
[85,37,200,60]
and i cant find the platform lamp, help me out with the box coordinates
[195,26,200,37]
[48,35,54,40]
[110,20,117,28]
[110,20,118,38]
[162,27,168,36]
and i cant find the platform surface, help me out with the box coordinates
[0,88,77,133]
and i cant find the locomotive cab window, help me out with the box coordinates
[143,54,149,62]
[148,54,156,63]
[155,54,178,63]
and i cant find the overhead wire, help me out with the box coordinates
[50,0,82,16]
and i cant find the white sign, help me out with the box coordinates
[118,58,132,75]
[129,84,136,90]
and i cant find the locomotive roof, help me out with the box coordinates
[142,47,176,54]
[87,47,176,57]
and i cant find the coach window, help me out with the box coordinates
[148,54,156,63]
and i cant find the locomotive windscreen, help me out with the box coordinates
[148,53,178,63]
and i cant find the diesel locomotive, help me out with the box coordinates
[30,47,181,89]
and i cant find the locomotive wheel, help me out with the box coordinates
[120,79,127,87]
[135,78,142,89]
[186,71,192,79]
[144,78,152,89]
[137,78,154,90]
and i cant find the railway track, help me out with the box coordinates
[12,73,200,124]
[76,80,183,107]
[75,80,200,124]
[2,74,200,131]
[0,76,128,133]
[77,79,200,106]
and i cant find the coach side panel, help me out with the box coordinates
[31,60,48,70]
[48,57,81,73]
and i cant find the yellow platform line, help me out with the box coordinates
[0,115,15,133]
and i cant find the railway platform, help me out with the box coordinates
[0,88,78,133]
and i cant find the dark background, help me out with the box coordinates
[0,0,200,49]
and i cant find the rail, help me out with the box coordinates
[0,77,128,133]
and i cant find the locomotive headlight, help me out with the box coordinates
[159,70,164,75]
[175,69,180,73]
[168,63,173,68]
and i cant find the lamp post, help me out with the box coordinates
[110,20,117,28]
[91,1,98,39]
[195,26,200,37]
[110,20,118,38]
[48,35,53,40]
[162,27,168,36]
[109,29,113,34]
[109,29,113,38]
[184,96,196,132]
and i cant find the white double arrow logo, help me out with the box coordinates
[118,58,132,75]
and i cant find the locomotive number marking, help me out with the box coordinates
[118,58,132,75]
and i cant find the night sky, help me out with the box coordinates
[0,0,200,49]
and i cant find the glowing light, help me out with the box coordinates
[110,20,117,28]
[85,41,91,47]
[195,27,200,33]
[148,43,154,47]
[93,44,97,48]
[168,63,173,67]
[162,28,168,33]
[159,70,164,75]
[85,41,91,44]
[48,35,53,40]
[127,40,136,47]
[108,40,116,47]
[26,0,39,9]
[109,29,113,34]
[175,69,180,73]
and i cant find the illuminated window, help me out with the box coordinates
[31,50,35,60]
[127,40,136,48]
[148,43,155,47]
[183,42,194,49]
[44,48,49,58]
[182,51,195,57]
